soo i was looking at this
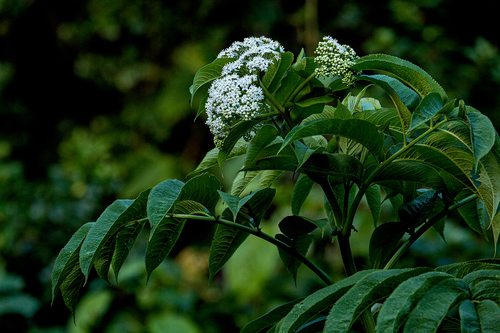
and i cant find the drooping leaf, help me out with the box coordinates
[351,53,447,100]
[365,184,382,227]
[291,174,315,216]
[52,222,94,304]
[301,153,365,185]
[145,216,185,281]
[456,190,488,237]
[369,222,407,269]
[402,278,470,333]
[80,189,150,282]
[277,270,376,333]
[280,118,384,160]
[323,268,430,333]
[59,262,86,316]
[208,208,251,282]
[276,233,314,284]
[375,271,453,333]
[278,216,319,240]
[112,218,146,282]
[476,299,500,332]
[466,107,496,171]
[459,300,481,333]
[240,297,305,333]
[147,179,184,232]
[398,189,438,231]
[190,57,234,108]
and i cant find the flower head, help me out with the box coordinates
[205,37,285,147]
[314,36,359,87]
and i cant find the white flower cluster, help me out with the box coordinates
[205,37,284,147]
[314,36,359,87]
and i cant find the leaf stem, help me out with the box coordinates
[171,213,334,285]
[286,73,316,105]
[383,194,478,270]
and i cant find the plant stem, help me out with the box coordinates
[171,213,334,285]
[260,80,295,130]
[383,194,478,270]
[286,73,316,105]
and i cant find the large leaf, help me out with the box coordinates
[408,92,453,132]
[244,125,281,170]
[323,268,430,333]
[351,53,447,100]
[219,118,263,168]
[291,174,315,216]
[276,233,314,284]
[466,107,496,171]
[277,270,376,333]
[354,107,405,143]
[459,300,481,333]
[375,271,453,333]
[280,118,385,159]
[79,189,150,282]
[51,222,94,304]
[262,51,295,94]
[230,169,283,197]
[240,297,305,333]
[476,299,500,332]
[402,278,470,333]
[365,184,382,227]
[369,222,407,269]
[112,218,147,282]
[147,179,184,232]
[301,153,365,185]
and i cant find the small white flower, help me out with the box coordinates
[314,36,359,87]
[205,37,285,147]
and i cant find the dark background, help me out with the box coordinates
[1,0,499,332]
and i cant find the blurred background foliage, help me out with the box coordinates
[0,0,499,332]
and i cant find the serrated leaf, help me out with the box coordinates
[476,299,500,332]
[80,188,150,282]
[276,233,313,284]
[278,270,376,333]
[60,263,86,316]
[408,92,445,132]
[355,107,405,143]
[351,53,447,100]
[356,74,418,131]
[190,57,234,107]
[471,279,500,302]
[292,174,315,216]
[52,222,94,304]
[323,268,430,333]
[145,216,185,281]
[435,258,500,278]
[369,222,407,269]
[466,107,496,171]
[374,159,445,190]
[112,219,146,282]
[280,118,384,160]
[403,278,470,333]
[148,179,184,232]
[231,170,283,197]
[376,271,452,333]
[459,300,481,333]
[240,297,305,333]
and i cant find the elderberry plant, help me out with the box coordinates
[53,35,500,333]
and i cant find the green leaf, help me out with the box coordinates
[219,118,262,168]
[302,153,365,185]
[351,53,447,100]
[187,139,249,178]
[262,52,294,94]
[230,170,282,197]
[456,190,488,237]
[278,216,318,239]
[240,297,305,333]
[403,278,470,333]
[471,279,500,302]
[356,74,418,131]
[435,258,500,278]
[145,216,185,281]
[459,300,481,333]
[408,92,445,132]
[60,263,86,316]
[52,222,94,304]
[278,270,376,333]
[355,107,405,143]
[291,174,315,216]
[294,95,335,108]
[190,57,234,107]
[476,299,500,332]
[280,118,385,159]
[398,189,438,230]
[369,222,407,269]
[374,160,445,191]
[365,184,382,227]
[147,179,184,232]
[112,218,146,282]
[244,125,280,170]
[208,208,251,282]
[323,268,430,333]
[376,271,453,333]
[466,107,496,171]
[276,233,313,284]
[79,195,142,282]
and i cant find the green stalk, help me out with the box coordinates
[286,73,316,105]
[171,213,334,286]
[260,80,295,130]
[383,194,478,270]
